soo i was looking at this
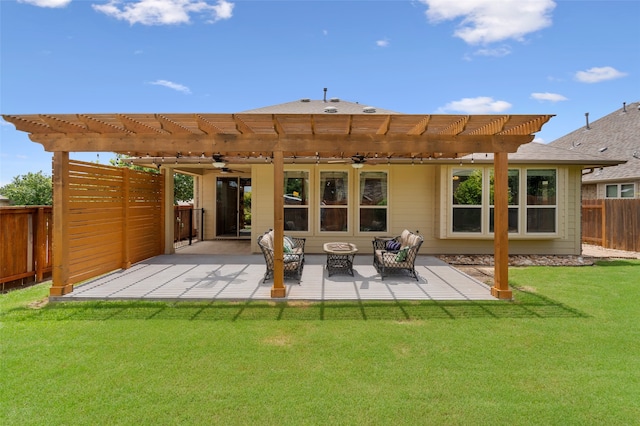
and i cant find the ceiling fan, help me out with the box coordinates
[328,154,366,163]
[327,154,369,168]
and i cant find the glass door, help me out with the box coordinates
[216,177,251,239]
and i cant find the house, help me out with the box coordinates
[1,97,623,299]
[549,101,639,199]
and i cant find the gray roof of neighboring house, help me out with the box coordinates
[548,101,640,182]
[241,98,400,114]
[458,142,624,166]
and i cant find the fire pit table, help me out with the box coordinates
[323,242,358,276]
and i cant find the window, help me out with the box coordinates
[489,169,520,233]
[320,171,348,232]
[359,171,388,232]
[526,169,556,233]
[606,183,635,198]
[284,171,309,231]
[452,168,483,233]
[448,167,559,237]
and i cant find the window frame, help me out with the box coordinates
[525,168,558,235]
[605,183,636,199]
[446,166,559,238]
[357,170,389,233]
[451,167,484,234]
[283,170,310,233]
[318,169,350,233]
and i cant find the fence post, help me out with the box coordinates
[601,199,607,248]
[188,206,193,245]
[201,208,205,241]
[35,207,46,281]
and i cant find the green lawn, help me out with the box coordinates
[1,260,639,425]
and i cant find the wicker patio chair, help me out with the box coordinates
[257,230,306,283]
[372,229,423,281]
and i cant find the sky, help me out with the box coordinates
[1,0,638,186]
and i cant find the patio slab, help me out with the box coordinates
[54,254,497,302]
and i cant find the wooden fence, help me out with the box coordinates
[582,199,640,252]
[0,206,53,290]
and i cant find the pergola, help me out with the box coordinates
[3,112,553,299]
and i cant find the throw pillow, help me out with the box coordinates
[283,236,293,253]
[395,247,409,262]
[386,240,401,251]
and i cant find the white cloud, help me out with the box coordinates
[376,39,390,47]
[18,0,72,7]
[93,0,234,26]
[438,97,512,114]
[531,92,568,102]
[474,46,511,57]
[532,136,545,143]
[575,66,627,83]
[149,79,192,94]
[421,0,555,45]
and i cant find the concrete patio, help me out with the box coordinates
[53,245,497,302]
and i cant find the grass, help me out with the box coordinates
[1,260,639,425]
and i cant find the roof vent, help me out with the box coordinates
[300,98,311,102]
[329,97,340,102]
[598,147,608,153]
[363,106,376,113]
[324,106,338,113]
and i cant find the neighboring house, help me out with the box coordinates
[549,101,639,199]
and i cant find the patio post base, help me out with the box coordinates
[50,284,74,297]
[270,287,287,298]
[491,287,512,300]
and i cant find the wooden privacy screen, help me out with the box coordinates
[67,160,163,284]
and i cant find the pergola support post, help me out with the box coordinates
[162,167,175,254]
[491,151,512,299]
[50,151,73,296]
[271,150,286,298]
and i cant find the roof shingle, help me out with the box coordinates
[549,101,640,182]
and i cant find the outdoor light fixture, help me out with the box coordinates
[212,153,226,168]
[351,162,364,169]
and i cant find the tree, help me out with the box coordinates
[0,171,53,205]
[111,154,193,204]
[173,173,194,203]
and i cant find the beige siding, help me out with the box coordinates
[201,170,217,240]
[242,163,583,256]
[251,165,275,253]
[429,164,582,255]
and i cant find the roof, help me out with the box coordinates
[458,142,625,167]
[548,101,640,182]
[1,97,553,162]
[241,98,400,115]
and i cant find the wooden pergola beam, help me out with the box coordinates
[26,134,533,157]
